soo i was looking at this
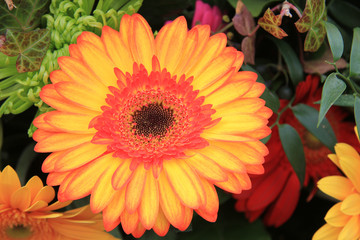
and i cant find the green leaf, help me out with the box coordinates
[355,96,360,140]
[271,38,304,86]
[333,94,355,107]
[328,0,360,30]
[15,142,37,185]
[241,64,280,112]
[295,0,327,52]
[0,0,51,33]
[293,104,337,152]
[278,123,305,185]
[0,29,50,73]
[318,73,346,127]
[227,0,278,17]
[325,22,344,62]
[350,28,360,77]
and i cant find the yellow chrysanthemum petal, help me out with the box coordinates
[335,143,360,192]
[338,215,360,240]
[313,223,341,240]
[341,193,360,215]
[318,176,355,201]
[325,202,351,227]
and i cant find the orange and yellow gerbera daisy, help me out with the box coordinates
[313,127,360,240]
[32,13,272,237]
[0,165,117,240]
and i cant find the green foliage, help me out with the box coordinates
[271,38,304,86]
[328,0,360,30]
[295,0,327,52]
[349,28,360,77]
[355,96,360,139]
[0,29,50,73]
[228,0,277,17]
[292,104,337,152]
[278,124,305,185]
[178,203,271,240]
[325,22,344,62]
[318,73,346,127]
[0,0,50,33]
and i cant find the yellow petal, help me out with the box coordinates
[10,186,31,211]
[0,166,21,204]
[101,26,133,74]
[214,98,265,118]
[130,14,155,70]
[120,209,139,235]
[152,208,170,237]
[193,51,237,91]
[185,33,227,80]
[155,16,188,73]
[103,189,126,231]
[125,164,147,213]
[112,159,133,190]
[163,159,205,209]
[204,79,255,107]
[341,193,360,215]
[185,153,228,182]
[44,111,96,134]
[59,154,116,201]
[318,176,355,201]
[90,163,118,213]
[208,114,268,135]
[313,223,341,240]
[193,145,246,173]
[158,171,185,229]
[77,31,105,51]
[77,40,117,87]
[34,132,93,153]
[24,176,43,202]
[139,170,159,229]
[25,200,48,212]
[195,177,218,222]
[32,186,55,204]
[57,56,108,91]
[338,215,360,240]
[54,81,106,112]
[54,142,107,172]
[39,84,99,115]
[325,202,351,227]
[328,154,340,168]
[335,143,360,192]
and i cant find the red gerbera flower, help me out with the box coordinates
[234,75,359,227]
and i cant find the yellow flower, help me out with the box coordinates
[0,165,117,240]
[33,14,272,237]
[313,128,360,240]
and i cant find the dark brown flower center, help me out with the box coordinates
[132,103,174,137]
[5,224,32,239]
